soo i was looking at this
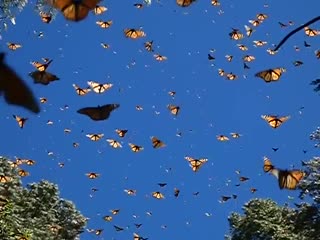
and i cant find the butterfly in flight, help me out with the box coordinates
[77,104,120,121]
[0,53,39,113]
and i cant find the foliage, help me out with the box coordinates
[0,157,87,240]
[310,127,320,148]
[226,156,320,240]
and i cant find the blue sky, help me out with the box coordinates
[1,0,320,239]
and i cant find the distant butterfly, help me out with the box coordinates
[152,191,164,199]
[13,115,27,128]
[263,157,305,190]
[86,172,100,179]
[185,156,208,172]
[151,136,165,148]
[253,40,267,47]
[129,143,144,152]
[304,26,319,37]
[77,104,120,121]
[261,115,290,128]
[217,135,229,141]
[211,0,220,6]
[0,53,39,113]
[144,40,154,52]
[107,139,122,148]
[0,175,11,183]
[48,0,101,21]
[86,133,104,141]
[18,169,29,177]
[176,0,196,7]
[31,58,53,72]
[113,225,124,232]
[96,20,113,28]
[73,84,91,95]
[93,5,107,15]
[167,104,180,116]
[103,215,112,221]
[7,42,22,51]
[154,54,167,61]
[256,13,267,21]
[115,129,128,138]
[124,28,146,39]
[40,12,52,23]
[255,68,286,83]
[174,188,180,197]
[229,28,244,40]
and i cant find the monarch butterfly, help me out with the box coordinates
[253,40,267,47]
[174,187,180,197]
[134,223,143,228]
[72,84,91,95]
[18,169,29,177]
[129,143,144,152]
[107,139,122,148]
[218,68,225,76]
[167,104,180,116]
[293,60,303,67]
[152,191,164,199]
[256,13,267,21]
[168,91,176,97]
[110,209,120,215]
[237,44,248,51]
[261,115,290,128]
[229,28,244,40]
[315,50,320,59]
[77,104,120,121]
[154,54,167,61]
[124,189,136,195]
[225,55,233,62]
[249,19,261,27]
[86,133,104,141]
[13,115,28,128]
[100,43,110,49]
[244,25,253,37]
[185,156,208,172]
[239,176,249,182]
[124,28,146,39]
[40,97,47,104]
[86,172,100,179]
[211,0,220,6]
[0,53,39,113]
[29,71,60,85]
[114,225,124,231]
[230,132,241,138]
[217,135,229,141]
[243,55,255,62]
[103,215,112,221]
[250,188,257,193]
[115,129,128,138]
[151,136,165,148]
[255,68,286,82]
[0,175,11,183]
[144,40,154,52]
[96,20,113,28]
[87,81,113,93]
[25,159,36,165]
[31,59,53,72]
[263,157,305,190]
[48,0,100,21]
[40,12,52,23]
[176,0,196,7]
[93,5,107,15]
[226,72,237,80]
[7,42,22,51]
[133,3,143,8]
[304,27,319,37]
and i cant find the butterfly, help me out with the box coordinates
[211,0,220,6]
[174,188,180,197]
[48,0,101,22]
[230,132,241,138]
[87,81,113,93]
[229,28,244,40]
[86,133,104,141]
[304,26,320,37]
[107,139,122,148]
[255,68,286,82]
[154,54,167,61]
[261,115,290,128]
[7,43,22,51]
[124,28,146,39]
[256,13,268,21]
[217,135,229,141]
[167,104,180,116]
[0,175,11,183]
[263,157,305,190]
[86,172,100,179]
[115,129,128,138]
[13,115,28,128]
[134,3,144,9]
[113,225,124,232]
[77,104,120,121]
[40,12,52,23]
[31,58,53,72]
[103,215,112,221]
[93,5,107,15]
[124,189,136,195]
[96,20,113,28]
[0,53,39,113]
[243,55,255,62]
[29,71,60,85]
[237,44,248,50]
[151,136,165,148]
[176,0,196,7]
[152,191,164,199]
[72,84,91,95]
[144,40,154,52]
[185,156,208,172]
[18,169,29,177]
[134,233,148,240]
[129,143,144,152]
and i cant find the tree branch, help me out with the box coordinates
[273,16,320,51]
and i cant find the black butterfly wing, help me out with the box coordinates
[29,71,60,85]
[0,53,40,113]
[77,104,119,121]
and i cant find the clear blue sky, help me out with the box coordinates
[1,0,320,239]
